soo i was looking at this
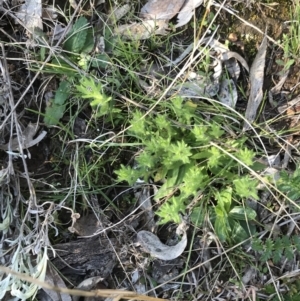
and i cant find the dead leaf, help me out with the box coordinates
[221,51,249,73]
[269,69,289,108]
[175,0,204,28]
[107,4,131,23]
[0,167,10,185]
[38,265,72,301]
[73,276,104,301]
[140,0,185,20]
[243,35,268,131]
[242,267,257,284]
[16,0,43,33]
[114,20,168,40]
[169,73,219,99]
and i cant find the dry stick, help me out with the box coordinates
[0,265,168,301]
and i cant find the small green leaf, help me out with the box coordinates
[215,187,232,213]
[261,238,273,262]
[64,17,89,53]
[293,235,300,252]
[191,125,210,143]
[207,146,222,168]
[230,219,250,243]
[284,245,294,261]
[169,141,192,164]
[209,122,224,139]
[233,176,259,199]
[54,81,70,105]
[91,53,111,69]
[228,206,257,221]
[214,216,230,242]
[237,148,256,166]
[156,196,186,224]
[76,77,112,116]
[129,111,146,137]
[181,166,208,196]
[44,103,66,126]
[80,28,94,54]
[190,206,205,226]
[136,150,156,169]
[273,238,283,264]
[252,237,263,252]
[277,165,300,201]
[154,169,179,200]
[115,165,141,186]
[171,96,184,110]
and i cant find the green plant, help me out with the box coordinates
[39,16,114,126]
[44,80,71,125]
[277,165,300,202]
[286,1,300,58]
[252,235,300,263]
[116,97,261,243]
[276,1,300,72]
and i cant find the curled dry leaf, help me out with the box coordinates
[221,51,249,73]
[0,123,47,151]
[175,0,204,28]
[243,35,268,131]
[140,0,185,20]
[114,20,169,40]
[137,230,187,260]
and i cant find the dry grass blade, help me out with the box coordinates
[243,34,268,131]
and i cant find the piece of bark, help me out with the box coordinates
[49,237,117,280]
